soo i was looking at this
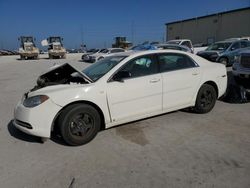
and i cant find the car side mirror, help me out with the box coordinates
[113,71,131,82]
[231,47,235,51]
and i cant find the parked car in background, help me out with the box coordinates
[232,49,250,80]
[197,40,250,66]
[67,49,84,54]
[156,44,192,53]
[81,49,102,62]
[166,39,194,53]
[88,48,125,63]
[129,44,158,51]
[0,49,19,56]
[14,50,227,146]
[226,37,250,41]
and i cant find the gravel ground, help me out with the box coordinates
[0,54,250,188]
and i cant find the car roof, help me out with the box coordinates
[167,39,190,42]
[157,43,189,48]
[108,49,190,58]
[214,41,234,44]
[107,48,124,50]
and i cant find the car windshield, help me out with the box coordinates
[49,37,61,43]
[82,56,127,81]
[22,37,33,43]
[206,42,232,51]
[101,49,109,53]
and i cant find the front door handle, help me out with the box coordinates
[150,78,160,83]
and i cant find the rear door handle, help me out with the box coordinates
[150,78,160,83]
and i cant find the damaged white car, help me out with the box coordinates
[14,50,227,146]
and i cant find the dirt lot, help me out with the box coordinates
[0,54,250,188]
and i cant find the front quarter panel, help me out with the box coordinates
[43,84,111,125]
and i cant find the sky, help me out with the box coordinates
[0,0,249,50]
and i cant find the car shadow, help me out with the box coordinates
[50,132,69,146]
[16,57,41,61]
[7,120,41,143]
[220,70,250,103]
[7,120,69,146]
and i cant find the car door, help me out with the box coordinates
[158,53,201,110]
[107,54,162,122]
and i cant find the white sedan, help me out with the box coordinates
[14,50,227,146]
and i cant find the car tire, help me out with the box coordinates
[193,84,217,114]
[58,104,101,146]
[218,57,228,66]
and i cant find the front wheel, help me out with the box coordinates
[218,57,228,66]
[58,104,101,146]
[193,84,217,114]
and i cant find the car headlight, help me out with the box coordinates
[23,95,49,108]
[234,55,240,63]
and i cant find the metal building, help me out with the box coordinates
[165,7,250,45]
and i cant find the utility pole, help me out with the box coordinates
[0,40,3,49]
[80,25,84,50]
[131,21,135,44]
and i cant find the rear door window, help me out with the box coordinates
[158,53,197,72]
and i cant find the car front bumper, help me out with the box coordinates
[232,63,250,78]
[14,99,62,138]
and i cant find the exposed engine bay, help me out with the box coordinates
[30,63,91,91]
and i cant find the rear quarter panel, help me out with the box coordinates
[191,54,227,100]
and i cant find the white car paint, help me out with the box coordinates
[14,50,227,138]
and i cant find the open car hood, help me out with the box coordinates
[31,63,92,92]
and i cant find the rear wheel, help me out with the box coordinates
[58,104,101,146]
[193,84,217,114]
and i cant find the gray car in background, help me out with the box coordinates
[155,44,193,53]
[233,49,250,80]
[197,40,250,66]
